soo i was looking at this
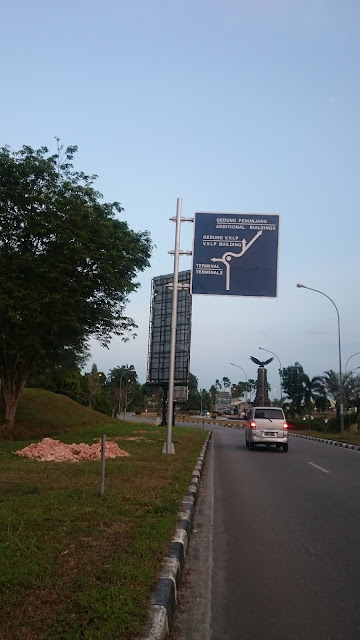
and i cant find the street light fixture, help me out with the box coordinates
[259,346,283,402]
[348,366,360,374]
[230,363,248,406]
[296,283,344,434]
[345,352,360,373]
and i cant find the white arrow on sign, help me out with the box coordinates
[210,230,263,291]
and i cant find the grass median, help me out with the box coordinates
[290,428,360,446]
[0,389,208,640]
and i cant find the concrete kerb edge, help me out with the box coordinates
[140,430,212,640]
[289,432,360,451]
[177,419,244,429]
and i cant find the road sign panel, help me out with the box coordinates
[191,212,279,297]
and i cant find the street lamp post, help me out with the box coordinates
[119,369,131,417]
[259,347,283,403]
[200,387,205,428]
[296,283,344,434]
[230,363,248,407]
[345,352,360,372]
[123,378,133,419]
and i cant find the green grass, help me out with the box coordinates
[0,389,208,640]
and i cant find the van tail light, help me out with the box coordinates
[250,421,256,428]
[283,422,288,429]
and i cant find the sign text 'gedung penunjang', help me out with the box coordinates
[191,212,280,297]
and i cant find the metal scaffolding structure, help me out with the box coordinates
[147,270,192,388]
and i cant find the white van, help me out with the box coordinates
[245,406,288,452]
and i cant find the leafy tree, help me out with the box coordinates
[231,381,247,400]
[109,365,137,416]
[0,143,152,437]
[199,388,211,412]
[247,379,257,402]
[280,362,305,416]
[26,344,89,400]
[180,373,201,411]
[128,381,146,412]
[87,363,102,409]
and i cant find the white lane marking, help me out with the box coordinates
[308,461,330,474]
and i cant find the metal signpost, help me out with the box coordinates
[165,198,193,454]
[191,212,280,297]
[157,206,280,454]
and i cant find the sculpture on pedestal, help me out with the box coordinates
[249,356,273,407]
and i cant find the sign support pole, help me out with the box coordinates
[165,198,182,453]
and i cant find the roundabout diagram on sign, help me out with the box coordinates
[210,230,263,291]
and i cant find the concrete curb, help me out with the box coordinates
[140,431,212,640]
[289,432,360,451]
[176,419,244,429]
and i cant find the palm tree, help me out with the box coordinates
[209,384,217,410]
[322,370,340,410]
[343,372,360,411]
[222,376,231,389]
[215,379,222,390]
[247,379,257,402]
[302,374,324,414]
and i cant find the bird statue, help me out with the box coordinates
[250,356,274,367]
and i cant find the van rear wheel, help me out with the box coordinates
[283,443,288,452]
[249,442,255,451]
[245,438,249,448]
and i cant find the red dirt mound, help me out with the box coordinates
[15,437,130,462]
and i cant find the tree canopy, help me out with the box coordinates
[0,143,152,436]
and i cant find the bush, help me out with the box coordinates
[134,409,142,415]
[288,417,326,430]
[328,413,358,431]
[288,413,358,432]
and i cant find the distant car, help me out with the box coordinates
[245,406,289,452]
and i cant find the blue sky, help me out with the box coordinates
[1,0,360,396]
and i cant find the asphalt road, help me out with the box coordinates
[171,427,360,640]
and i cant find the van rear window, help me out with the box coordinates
[254,409,284,420]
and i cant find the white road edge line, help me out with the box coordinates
[308,461,330,474]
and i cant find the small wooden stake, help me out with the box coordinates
[99,434,106,496]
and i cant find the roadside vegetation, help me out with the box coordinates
[0,142,152,438]
[0,389,208,640]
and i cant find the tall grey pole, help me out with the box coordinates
[296,284,344,434]
[166,198,182,454]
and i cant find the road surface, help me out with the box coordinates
[171,427,360,640]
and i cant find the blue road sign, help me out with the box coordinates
[191,212,279,297]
